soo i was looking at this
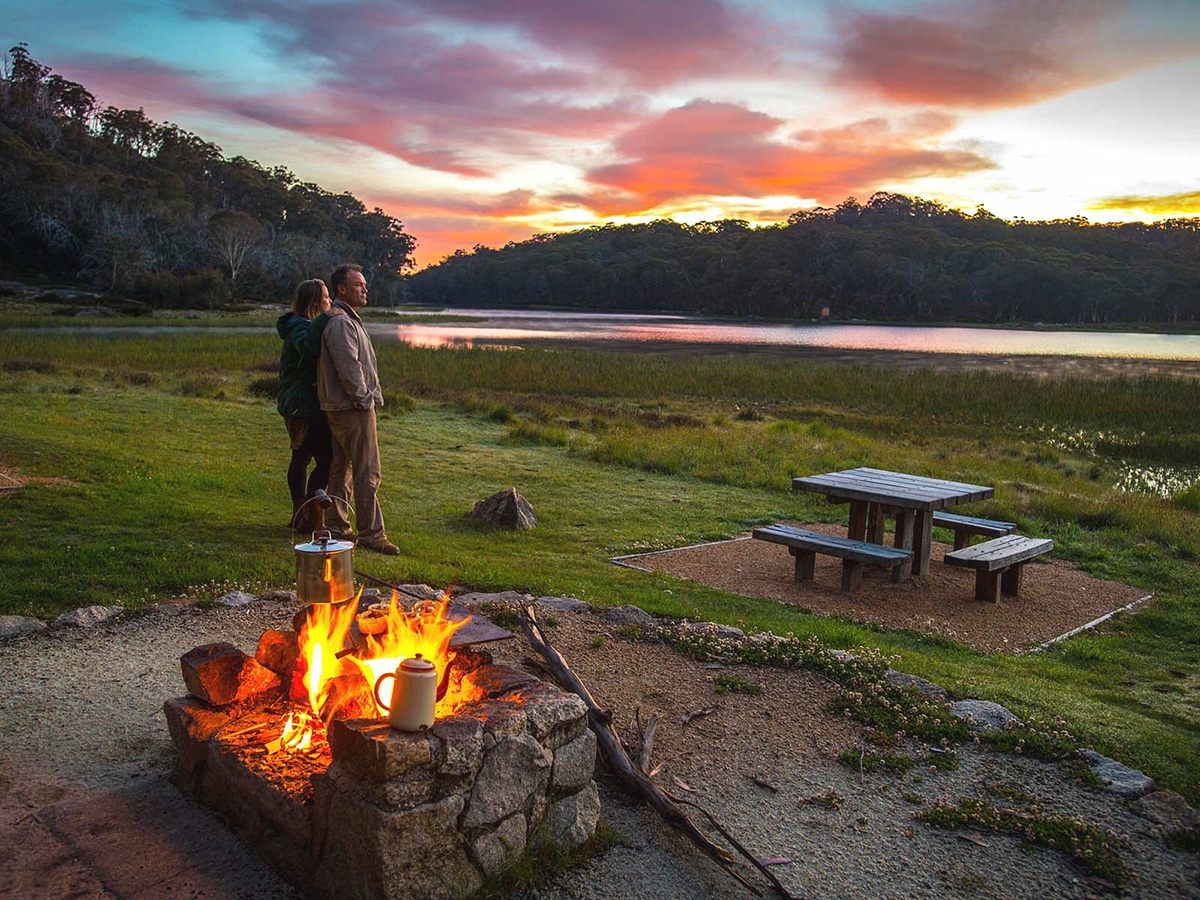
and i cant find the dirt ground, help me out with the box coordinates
[1,596,1197,900]
[618,528,1151,653]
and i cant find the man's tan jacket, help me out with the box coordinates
[318,301,383,411]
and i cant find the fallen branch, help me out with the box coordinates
[520,605,797,900]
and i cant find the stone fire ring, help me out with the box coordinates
[165,652,599,900]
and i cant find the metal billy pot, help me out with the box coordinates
[294,490,354,604]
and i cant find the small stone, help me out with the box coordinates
[1129,791,1199,831]
[470,664,541,699]
[53,605,123,628]
[255,629,300,676]
[520,684,589,745]
[536,597,591,613]
[679,620,744,639]
[0,615,47,639]
[163,696,232,791]
[471,812,528,876]
[215,590,257,607]
[316,790,481,900]
[551,730,597,794]
[462,734,551,828]
[181,642,281,706]
[600,605,656,627]
[328,718,434,782]
[468,699,529,740]
[468,487,536,530]
[256,589,296,604]
[397,583,446,601]
[431,715,485,777]
[950,699,1019,731]
[541,781,600,849]
[886,670,950,702]
[1081,749,1155,797]
[455,590,532,609]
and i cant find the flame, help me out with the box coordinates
[292,586,473,731]
[279,710,315,752]
[350,591,471,710]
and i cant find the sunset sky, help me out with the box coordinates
[4,0,1199,268]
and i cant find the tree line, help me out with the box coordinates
[409,196,1200,325]
[5,45,1198,323]
[0,45,416,308]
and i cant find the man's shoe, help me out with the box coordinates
[361,539,400,556]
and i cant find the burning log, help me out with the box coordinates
[519,606,795,900]
[256,629,300,676]
[181,642,281,706]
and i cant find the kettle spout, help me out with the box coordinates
[435,658,455,702]
[436,657,453,700]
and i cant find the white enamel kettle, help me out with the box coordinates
[373,654,452,732]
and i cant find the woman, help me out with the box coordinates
[276,278,340,531]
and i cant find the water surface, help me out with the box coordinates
[388,309,1200,360]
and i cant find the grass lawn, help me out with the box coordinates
[1,321,1198,803]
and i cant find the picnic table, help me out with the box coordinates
[792,467,993,578]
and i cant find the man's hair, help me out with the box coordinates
[291,279,327,318]
[330,263,363,296]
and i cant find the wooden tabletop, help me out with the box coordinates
[792,467,993,511]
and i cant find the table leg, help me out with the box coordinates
[847,501,867,542]
[894,510,915,580]
[912,510,933,577]
[866,503,886,544]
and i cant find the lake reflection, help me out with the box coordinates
[388,308,1200,360]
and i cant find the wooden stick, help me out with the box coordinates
[672,793,796,900]
[519,606,796,900]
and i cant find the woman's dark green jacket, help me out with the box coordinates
[276,311,332,418]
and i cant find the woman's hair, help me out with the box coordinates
[291,279,327,318]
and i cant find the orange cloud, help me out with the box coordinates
[582,101,993,214]
[1089,191,1200,216]
[830,0,1185,109]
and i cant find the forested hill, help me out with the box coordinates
[409,196,1200,325]
[0,45,415,307]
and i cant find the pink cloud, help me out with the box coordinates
[830,0,1188,109]
[405,0,772,87]
[582,100,993,213]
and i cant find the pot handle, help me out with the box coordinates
[373,672,395,712]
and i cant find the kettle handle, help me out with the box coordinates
[373,672,395,712]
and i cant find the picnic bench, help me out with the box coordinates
[752,524,912,592]
[930,511,1017,550]
[792,468,993,577]
[943,534,1053,602]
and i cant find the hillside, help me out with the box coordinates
[0,44,415,307]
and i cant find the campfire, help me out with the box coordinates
[279,590,478,753]
[165,587,600,900]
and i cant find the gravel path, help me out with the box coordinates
[0,598,1196,899]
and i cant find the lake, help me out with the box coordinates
[387,308,1200,361]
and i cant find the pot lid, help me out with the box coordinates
[400,653,435,672]
[294,537,355,553]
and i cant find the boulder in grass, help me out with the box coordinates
[54,605,124,628]
[181,642,281,706]
[469,487,536,531]
[0,615,46,640]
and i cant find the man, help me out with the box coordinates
[317,263,399,555]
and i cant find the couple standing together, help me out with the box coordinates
[275,263,399,556]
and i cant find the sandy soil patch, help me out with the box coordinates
[618,527,1150,653]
